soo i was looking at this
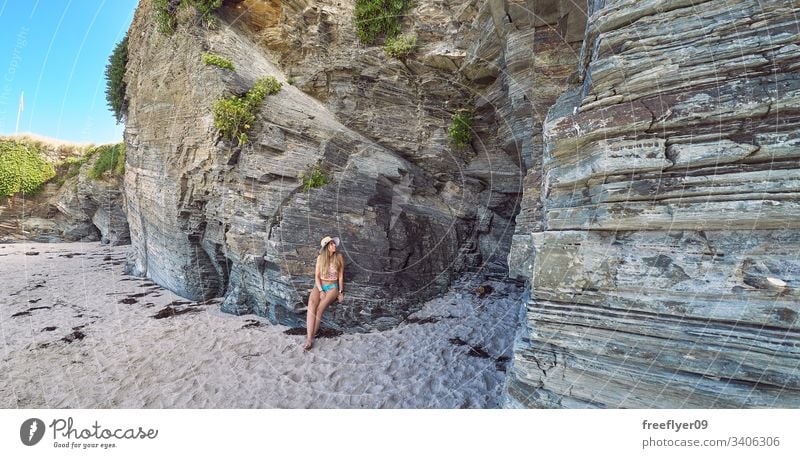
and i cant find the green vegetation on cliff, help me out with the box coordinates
[155,0,223,34]
[448,111,473,149]
[154,0,179,34]
[105,35,128,124]
[213,76,282,146]
[0,139,56,197]
[189,0,223,27]
[354,0,411,44]
[298,165,329,192]
[202,53,234,70]
[88,143,126,180]
[383,33,417,58]
[58,149,96,186]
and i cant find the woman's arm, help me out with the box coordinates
[338,254,344,297]
[314,256,323,292]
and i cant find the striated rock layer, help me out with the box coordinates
[505,0,800,407]
[0,138,129,245]
[54,164,130,246]
[122,0,550,331]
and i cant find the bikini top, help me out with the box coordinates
[320,259,338,281]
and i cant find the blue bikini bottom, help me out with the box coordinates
[321,283,338,293]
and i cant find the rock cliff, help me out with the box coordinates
[0,137,129,245]
[54,163,130,245]
[123,0,543,331]
[505,0,800,407]
[120,0,799,406]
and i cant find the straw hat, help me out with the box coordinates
[319,236,340,249]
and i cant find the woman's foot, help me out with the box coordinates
[303,340,313,352]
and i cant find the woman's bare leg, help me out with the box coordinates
[313,289,338,337]
[304,288,321,349]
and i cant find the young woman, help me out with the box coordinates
[303,236,344,351]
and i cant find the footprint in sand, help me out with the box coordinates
[327,371,347,392]
[364,382,385,395]
[281,370,302,384]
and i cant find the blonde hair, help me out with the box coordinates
[319,247,341,275]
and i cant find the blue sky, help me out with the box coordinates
[0,0,138,144]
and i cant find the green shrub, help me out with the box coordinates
[60,149,97,182]
[0,140,56,197]
[448,112,473,149]
[105,35,128,123]
[190,0,223,28]
[55,157,84,187]
[154,0,179,34]
[114,147,126,176]
[155,0,223,34]
[249,76,283,99]
[383,33,417,58]
[354,0,411,45]
[298,166,328,191]
[213,97,254,146]
[88,143,126,180]
[213,76,282,146]
[202,53,234,70]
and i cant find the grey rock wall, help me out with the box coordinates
[55,169,130,245]
[0,141,129,245]
[123,0,593,332]
[224,0,537,277]
[505,0,800,407]
[125,0,527,331]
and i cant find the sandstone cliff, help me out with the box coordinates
[505,0,800,407]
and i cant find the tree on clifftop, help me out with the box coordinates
[105,35,128,124]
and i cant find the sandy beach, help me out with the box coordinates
[0,242,521,408]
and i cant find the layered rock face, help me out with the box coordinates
[506,0,800,407]
[1,182,74,243]
[123,0,546,330]
[54,169,130,245]
[0,140,129,245]
[222,0,541,276]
